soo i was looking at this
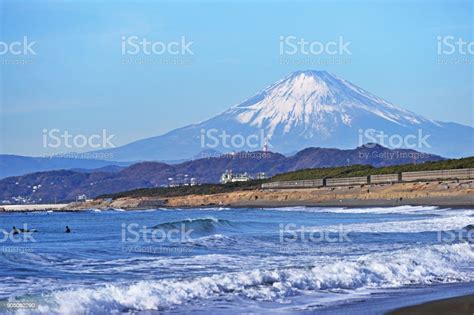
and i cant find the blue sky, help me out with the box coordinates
[1,0,473,156]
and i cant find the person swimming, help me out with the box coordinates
[65,226,71,233]
[11,226,19,235]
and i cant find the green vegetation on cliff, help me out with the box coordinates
[98,156,474,200]
[271,156,474,181]
[97,180,264,200]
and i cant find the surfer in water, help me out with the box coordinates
[11,226,37,234]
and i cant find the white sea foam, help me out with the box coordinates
[20,243,474,314]
[86,208,101,212]
[185,234,238,247]
[317,205,441,215]
[263,206,329,212]
[309,214,474,233]
[195,207,231,211]
[263,205,446,215]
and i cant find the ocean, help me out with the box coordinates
[0,205,473,314]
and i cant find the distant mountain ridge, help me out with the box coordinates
[0,155,132,179]
[92,70,474,160]
[0,145,443,203]
[0,149,225,179]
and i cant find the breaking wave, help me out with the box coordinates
[264,205,442,215]
[21,243,474,314]
[309,214,474,233]
[317,205,441,214]
[152,217,239,233]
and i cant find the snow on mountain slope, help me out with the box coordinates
[93,70,473,161]
[226,70,438,139]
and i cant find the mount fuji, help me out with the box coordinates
[96,70,473,161]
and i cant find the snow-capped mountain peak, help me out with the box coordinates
[93,70,473,160]
[228,70,433,138]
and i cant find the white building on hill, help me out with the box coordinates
[220,170,252,184]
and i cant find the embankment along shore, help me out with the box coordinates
[68,179,474,210]
[0,204,70,212]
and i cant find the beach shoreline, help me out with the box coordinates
[70,179,474,211]
[4,196,474,212]
[313,282,474,314]
[2,197,473,212]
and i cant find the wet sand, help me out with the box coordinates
[388,294,474,315]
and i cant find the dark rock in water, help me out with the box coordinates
[463,224,474,230]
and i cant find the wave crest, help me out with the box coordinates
[152,217,236,233]
[29,243,474,314]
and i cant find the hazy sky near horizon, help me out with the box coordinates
[1,0,473,156]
